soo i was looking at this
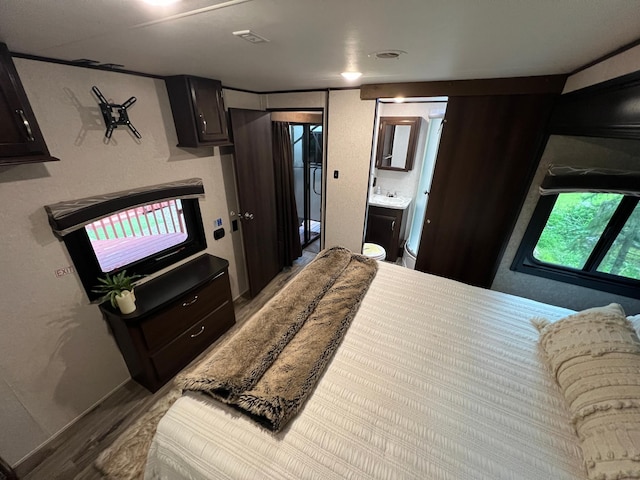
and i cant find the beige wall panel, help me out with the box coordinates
[563,44,640,93]
[222,88,263,111]
[324,90,375,253]
[264,91,326,109]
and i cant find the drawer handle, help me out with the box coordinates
[182,295,198,307]
[190,325,205,338]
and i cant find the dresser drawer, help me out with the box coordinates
[150,300,235,380]
[141,271,231,352]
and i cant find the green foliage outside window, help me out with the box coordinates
[533,193,640,280]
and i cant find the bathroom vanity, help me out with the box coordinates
[366,194,411,262]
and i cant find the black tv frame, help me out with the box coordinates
[63,198,207,302]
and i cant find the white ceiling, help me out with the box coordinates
[1,0,640,92]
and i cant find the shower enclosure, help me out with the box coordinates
[290,123,323,247]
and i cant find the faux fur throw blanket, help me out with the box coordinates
[96,247,377,479]
[177,246,378,432]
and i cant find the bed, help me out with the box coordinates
[142,255,591,480]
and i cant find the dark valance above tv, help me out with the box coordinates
[44,178,205,237]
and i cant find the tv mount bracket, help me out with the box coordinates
[92,86,141,140]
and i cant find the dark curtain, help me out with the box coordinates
[272,121,302,267]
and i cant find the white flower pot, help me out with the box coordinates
[115,289,136,314]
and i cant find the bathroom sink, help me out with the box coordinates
[368,194,412,210]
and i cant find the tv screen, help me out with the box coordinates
[63,197,207,302]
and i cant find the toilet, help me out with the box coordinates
[402,242,417,269]
[362,242,386,261]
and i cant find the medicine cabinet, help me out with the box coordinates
[375,116,420,171]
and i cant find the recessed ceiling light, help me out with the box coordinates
[341,71,362,81]
[142,0,180,5]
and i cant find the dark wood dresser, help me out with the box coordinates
[100,254,235,392]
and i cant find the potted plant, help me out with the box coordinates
[93,270,142,314]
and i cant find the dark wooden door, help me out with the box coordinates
[415,94,556,287]
[191,77,229,144]
[229,108,280,297]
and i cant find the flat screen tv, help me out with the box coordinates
[63,197,207,302]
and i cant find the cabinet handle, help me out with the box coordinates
[199,113,207,134]
[190,325,205,338]
[391,220,396,231]
[16,109,35,142]
[182,295,198,307]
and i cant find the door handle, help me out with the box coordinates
[243,212,254,220]
[16,109,35,142]
[199,113,207,134]
[312,167,322,196]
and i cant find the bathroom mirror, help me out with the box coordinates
[375,116,420,171]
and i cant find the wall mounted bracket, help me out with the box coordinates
[92,86,141,139]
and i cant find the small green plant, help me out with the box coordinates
[93,270,142,308]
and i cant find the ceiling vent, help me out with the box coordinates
[233,30,270,44]
[371,50,407,60]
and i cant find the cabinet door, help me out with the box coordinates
[0,43,56,164]
[365,208,398,259]
[190,77,229,144]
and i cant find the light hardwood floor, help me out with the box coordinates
[17,248,318,480]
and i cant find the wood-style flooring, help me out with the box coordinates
[16,248,318,480]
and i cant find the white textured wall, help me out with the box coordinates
[324,90,376,253]
[563,44,640,93]
[0,58,258,466]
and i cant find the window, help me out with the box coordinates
[512,191,640,298]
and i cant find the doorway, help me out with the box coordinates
[290,123,323,248]
[365,99,447,265]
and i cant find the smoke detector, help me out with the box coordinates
[370,49,407,59]
[233,30,270,44]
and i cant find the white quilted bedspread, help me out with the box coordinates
[145,262,587,480]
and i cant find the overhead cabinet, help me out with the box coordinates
[165,75,231,147]
[0,43,58,165]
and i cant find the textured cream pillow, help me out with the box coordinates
[538,303,640,480]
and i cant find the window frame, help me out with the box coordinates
[511,193,640,299]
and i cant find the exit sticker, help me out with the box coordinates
[55,266,75,277]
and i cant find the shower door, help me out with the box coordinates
[290,123,322,247]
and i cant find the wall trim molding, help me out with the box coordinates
[360,75,567,100]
